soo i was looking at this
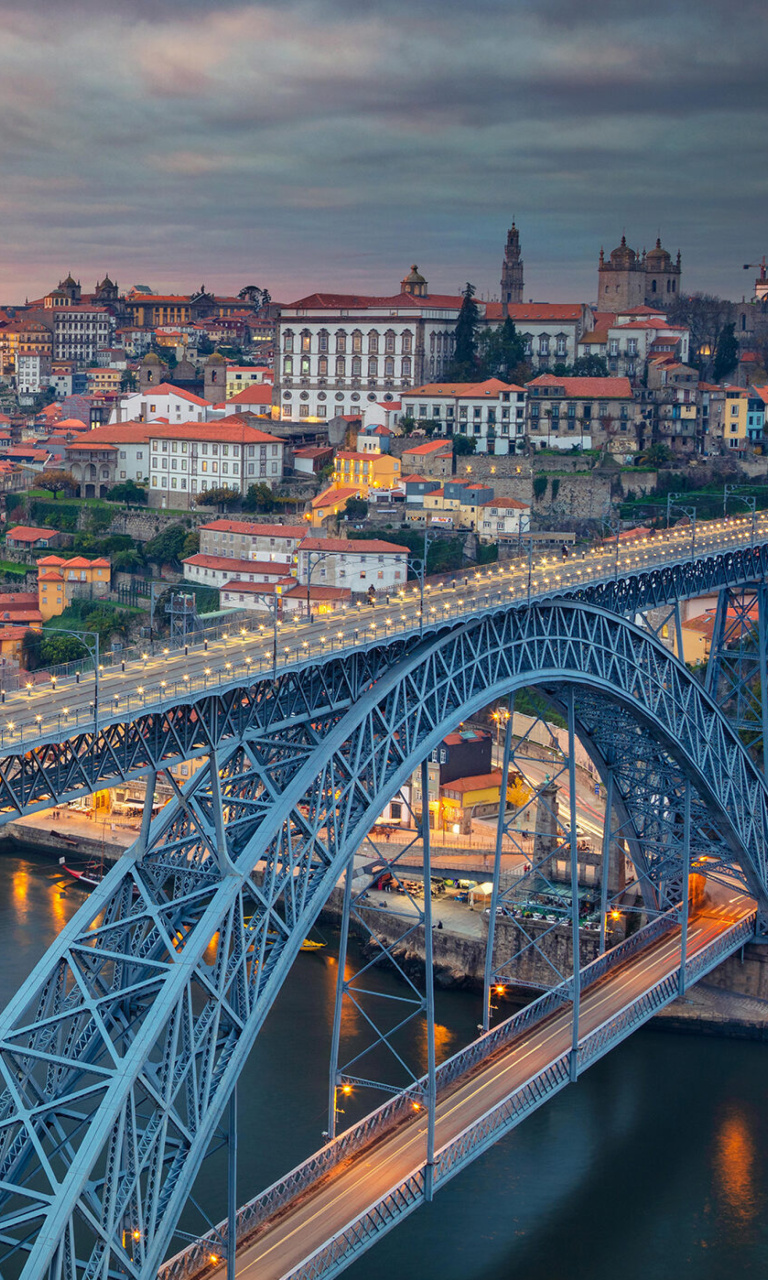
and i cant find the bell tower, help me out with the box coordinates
[501,221,524,306]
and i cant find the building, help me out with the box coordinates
[113,383,211,425]
[5,526,67,551]
[183,554,295,591]
[598,236,682,310]
[500,221,524,306]
[295,536,409,593]
[225,367,273,399]
[0,319,53,379]
[402,379,526,454]
[331,450,401,496]
[400,439,453,478]
[222,384,274,416]
[422,480,494,529]
[577,307,691,381]
[646,363,701,455]
[722,387,750,454]
[17,354,51,396]
[36,556,110,620]
[198,520,307,564]
[482,303,594,371]
[49,306,114,363]
[307,486,362,528]
[525,375,638,451]
[65,421,153,494]
[293,445,334,475]
[0,592,43,628]
[478,497,531,542]
[147,418,285,508]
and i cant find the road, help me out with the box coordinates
[214,886,754,1280]
[0,513,762,747]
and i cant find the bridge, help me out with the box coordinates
[0,513,766,1280]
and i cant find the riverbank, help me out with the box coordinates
[0,808,133,863]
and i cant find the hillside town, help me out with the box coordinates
[0,225,765,683]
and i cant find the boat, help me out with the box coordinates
[59,857,104,890]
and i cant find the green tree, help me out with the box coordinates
[446,283,480,380]
[713,322,739,383]
[642,442,673,467]
[243,482,276,512]
[144,524,189,568]
[21,628,41,671]
[571,354,609,377]
[477,318,526,381]
[344,496,368,519]
[106,480,147,505]
[452,434,476,456]
[41,470,78,500]
[196,486,241,509]
[112,548,145,573]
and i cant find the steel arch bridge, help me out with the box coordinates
[0,596,766,1280]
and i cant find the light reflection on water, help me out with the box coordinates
[1,851,768,1280]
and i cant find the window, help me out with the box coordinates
[368,331,379,354]
[318,330,329,352]
[384,357,394,376]
[300,356,310,375]
[335,331,346,353]
[283,331,294,353]
[351,357,362,376]
[368,357,378,377]
[284,356,293,375]
[401,357,411,377]
[318,356,328,376]
[352,331,362,353]
[402,331,412,354]
[539,337,549,356]
[385,330,395,353]
[301,330,311,352]
[335,356,346,377]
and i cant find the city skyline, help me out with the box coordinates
[0,0,765,303]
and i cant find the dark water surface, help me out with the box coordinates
[4,851,768,1280]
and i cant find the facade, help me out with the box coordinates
[147,418,285,508]
[307,486,361,528]
[0,320,53,379]
[225,367,273,398]
[500,221,524,306]
[577,308,691,381]
[598,237,682,310]
[114,383,211,424]
[275,267,465,421]
[525,374,638,451]
[295,536,409,593]
[423,480,495,529]
[400,439,453,478]
[37,556,110,620]
[331,450,401,496]
[482,303,594,371]
[5,526,66,551]
[65,422,152,493]
[17,354,51,395]
[50,306,114,362]
[646,363,701,455]
[198,520,307,564]
[183,554,294,591]
[402,379,526,454]
[478,496,531,542]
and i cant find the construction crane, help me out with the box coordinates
[744,257,767,302]
[743,256,767,280]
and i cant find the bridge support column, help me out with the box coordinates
[706,583,768,783]
[226,1084,237,1280]
[568,688,580,1082]
[327,853,354,1141]
[421,759,437,1202]
[678,781,691,997]
[483,704,514,1033]
[599,768,614,956]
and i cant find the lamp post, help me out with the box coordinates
[51,627,100,732]
[304,550,334,624]
[666,492,697,559]
[723,483,757,540]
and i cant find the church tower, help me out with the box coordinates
[501,221,524,306]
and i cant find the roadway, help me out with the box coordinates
[215,884,754,1280]
[1,512,764,747]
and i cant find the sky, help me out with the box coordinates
[0,0,765,306]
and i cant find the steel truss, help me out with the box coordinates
[705,582,768,780]
[0,602,767,1279]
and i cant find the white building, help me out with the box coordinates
[578,306,690,379]
[148,417,285,508]
[112,382,212,425]
[478,497,531,542]
[402,378,526,455]
[65,421,152,489]
[225,366,273,398]
[296,536,409,593]
[17,355,50,395]
[51,306,114,363]
[184,554,294,591]
[483,302,594,370]
[198,520,308,564]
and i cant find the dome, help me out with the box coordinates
[645,238,671,266]
[60,274,78,288]
[206,351,227,364]
[143,352,162,364]
[98,275,115,289]
[609,236,638,268]
[403,264,426,285]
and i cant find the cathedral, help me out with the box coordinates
[598,237,682,310]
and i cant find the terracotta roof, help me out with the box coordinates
[402,473,439,484]
[484,303,586,322]
[136,383,211,406]
[0,625,34,642]
[443,772,505,794]
[294,446,333,459]
[148,418,282,445]
[65,440,117,451]
[220,577,294,595]
[282,584,352,601]
[311,487,361,509]
[527,374,633,398]
[0,592,37,606]
[6,526,57,542]
[199,520,306,538]
[286,291,464,311]
[408,378,524,398]
[37,570,65,583]
[65,421,153,446]
[402,440,453,456]
[226,384,274,405]
[298,537,409,554]
[482,497,530,510]
[185,553,291,575]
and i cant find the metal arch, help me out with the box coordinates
[1,603,768,1280]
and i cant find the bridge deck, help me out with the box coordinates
[209,889,753,1280]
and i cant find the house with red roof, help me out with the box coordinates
[402,379,526,456]
[146,417,285,509]
[5,525,70,552]
[36,556,111,619]
[112,383,212,427]
[526,375,639,452]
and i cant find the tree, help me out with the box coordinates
[106,480,147,505]
[144,524,189,568]
[112,548,145,574]
[477,318,526,381]
[344,496,368,519]
[452,434,476,456]
[21,628,41,671]
[445,283,481,380]
[41,470,78,500]
[571,354,609,378]
[196,486,241,509]
[713,322,739,383]
[238,285,271,310]
[642,442,673,467]
[182,531,200,558]
[243,482,276,512]
[119,371,137,393]
[668,293,734,378]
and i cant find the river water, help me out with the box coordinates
[4,850,768,1280]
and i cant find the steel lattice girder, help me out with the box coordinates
[0,602,767,1280]
[0,540,768,825]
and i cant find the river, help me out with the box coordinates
[4,849,768,1280]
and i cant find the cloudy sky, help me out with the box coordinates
[0,0,764,305]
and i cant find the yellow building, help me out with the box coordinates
[307,486,362,529]
[37,556,111,620]
[440,771,528,832]
[86,368,122,394]
[332,451,400,497]
[724,387,748,450]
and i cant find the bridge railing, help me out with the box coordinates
[158,909,685,1280]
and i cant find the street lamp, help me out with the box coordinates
[723,483,757,539]
[304,550,334,623]
[49,627,101,732]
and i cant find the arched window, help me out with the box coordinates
[318,329,329,352]
[384,357,394,377]
[283,330,294,353]
[385,329,396,353]
[368,331,379,354]
[402,330,413,354]
[368,357,378,377]
[352,330,363,353]
[335,356,346,377]
[335,330,346,353]
[283,356,293,375]
[651,279,657,294]
[300,355,310,375]
[351,357,362,376]
[318,356,328,376]
[300,329,311,352]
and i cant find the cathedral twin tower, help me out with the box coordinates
[500,222,682,311]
